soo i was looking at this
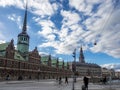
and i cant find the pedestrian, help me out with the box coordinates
[65,76,68,84]
[59,77,62,85]
[83,76,89,90]
[29,76,31,79]
[103,76,107,84]
[6,75,10,80]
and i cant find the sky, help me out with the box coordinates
[0,0,120,71]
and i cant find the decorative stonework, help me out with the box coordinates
[29,47,41,64]
[5,39,15,59]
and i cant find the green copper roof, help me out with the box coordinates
[0,42,25,61]
[41,55,67,68]
[41,56,48,61]
[14,51,25,61]
[0,51,6,57]
[59,61,63,65]
[0,42,9,57]
[0,42,9,51]
[51,59,57,67]
[64,62,67,66]
[58,61,62,68]
[52,58,57,64]
[64,62,68,69]
[41,56,48,65]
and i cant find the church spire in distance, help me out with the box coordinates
[79,46,85,63]
[22,1,27,33]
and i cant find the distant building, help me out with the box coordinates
[115,71,120,79]
[74,46,101,77]
[0,4,72,80]
[109,69,115,78]
[101,68,115,78]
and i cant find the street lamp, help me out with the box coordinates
[38,68,40,81]
[18,61,21,80]
[72,49,76,90]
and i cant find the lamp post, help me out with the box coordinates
[18,61,21,80]
[38,68,40,81]
[72,49,76,90]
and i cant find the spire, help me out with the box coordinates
[48,54,51,66]
[33,47,38,52]
[79,46,85,63]
[62,60,64,69]
[22,1,28,33]
[17,0,29,60]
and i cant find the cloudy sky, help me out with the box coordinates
[0,0,120,71]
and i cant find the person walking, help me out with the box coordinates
[6,75,10,80]
[103,76,107,84]
[83,76,89,90]
[59,77,62,85]
[65,76,68,84]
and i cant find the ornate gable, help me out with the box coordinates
[5,39,15,59]
[29,47,41,64]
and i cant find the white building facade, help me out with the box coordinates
[75,47,102,77]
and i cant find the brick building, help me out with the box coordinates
[0,5,72,80]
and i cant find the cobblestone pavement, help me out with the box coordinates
[0,79,120,90]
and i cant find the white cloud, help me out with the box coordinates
[29,0,58,16]
[8,14,22,29]
[37,19,57,41]
[69,0,103,15]
[75,0,120,59]
[0,0,58,16]
[0,0,24,9]
[52,3,58,11]
[1,0,120,60]
[37,0,120,58]
[61,10,80,27]
[90,8,120,58]
[0,40,6,44]
[39,51,49,56]
[101,63,120,71]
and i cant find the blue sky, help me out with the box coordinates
[0,0,120,71]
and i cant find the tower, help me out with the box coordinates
[79,46,85,63]
[17,3,29,60]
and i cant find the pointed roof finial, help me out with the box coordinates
[22,0,28,33]
[79,46,85,63]
[80,46,83,52]
[11,39,14,44]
